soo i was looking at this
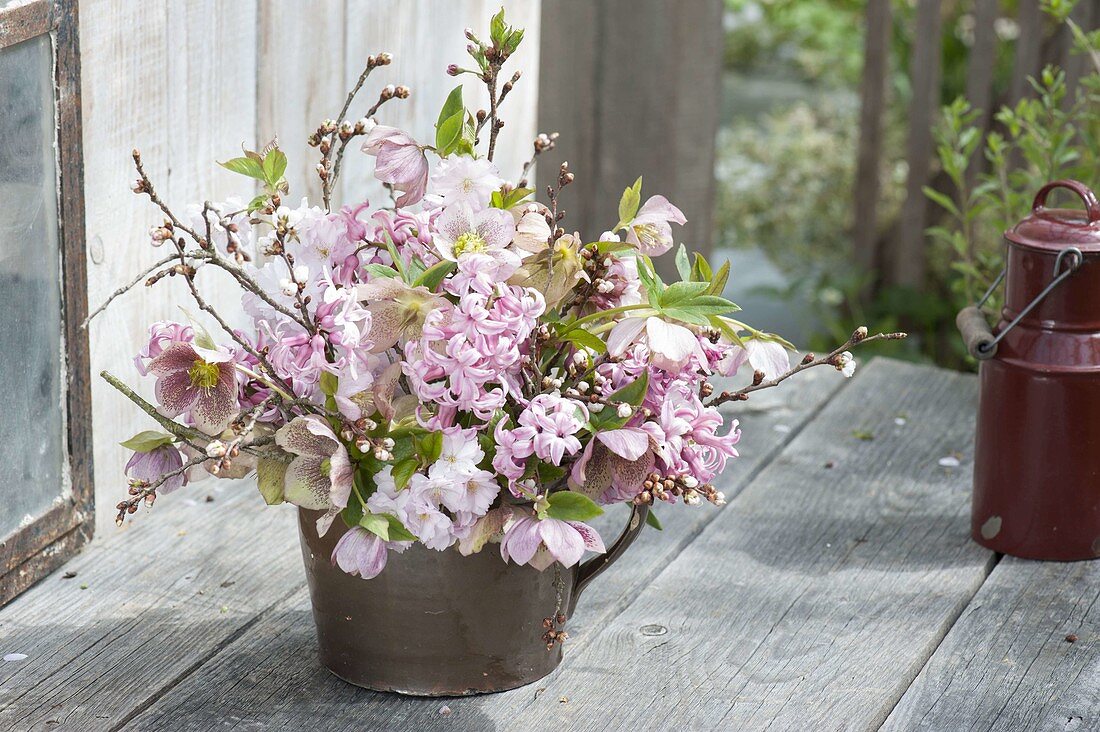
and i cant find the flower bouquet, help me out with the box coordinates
[93,10,901,695]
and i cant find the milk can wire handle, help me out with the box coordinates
[974,245,1083,356]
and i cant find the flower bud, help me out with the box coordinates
[205,440,227,458]
[616,404,632,419]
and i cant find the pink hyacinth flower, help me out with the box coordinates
[362,125,429,207]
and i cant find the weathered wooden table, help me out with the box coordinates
[1,359,1097,731]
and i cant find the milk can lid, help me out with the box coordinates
[1006,180,1100,253]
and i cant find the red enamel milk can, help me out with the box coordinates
[957,180,1100,560]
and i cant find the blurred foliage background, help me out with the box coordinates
[712,0,1099,369]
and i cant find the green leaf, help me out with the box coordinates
[218,156,265,180]
[618,176,642,225]
[341,484,364,526]
[247,194,268,213]
[545,491,604,522]
[691,252,712,282]
[415,431,443,464]
[608,370,648,407]
[674,244,691,282]
[661,307,711,326]
[489,7,507,44]
[436,85,464,131]
[658,281,709,309]
[178,307,216,351]
[119,430,175,452]
[262,149,287,187]
[363,264,399,279]
[706,260,730,296]
[319,371,338,397]
[645,509,663,531]
[435,109,465,156]
[559,327,607,355]
[256,457,288,505]
[413,259,457,291]
[391,458,419,491]
[359,512,391,541]
[383,513,417,542]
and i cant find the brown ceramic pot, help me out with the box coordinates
[297,503,648,695]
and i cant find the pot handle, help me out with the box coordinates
[1032,180,1100,224]
[568,503,650,615]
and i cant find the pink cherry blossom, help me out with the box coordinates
[607,316,707,373]
[433,204,517,264]
[362,125,429,207]
[430,155,503,209]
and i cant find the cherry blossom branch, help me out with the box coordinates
[517,132,558,188]
[326,87,408,208]
[81,254,178,328]
[708,328,908,407]
[100,370,206,448]
[115,452,207,526]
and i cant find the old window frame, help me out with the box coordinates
[0,0,92,606]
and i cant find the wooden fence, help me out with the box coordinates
[855,0,1099,294]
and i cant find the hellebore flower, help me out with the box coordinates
[569,428,655,504]
[500,511,606,571]
[720,338,792,380]
[331,526,388,579]
[362,125,429,207]
[149,342,239,435]
[623,195,686,256]
[607,316,707,373]
[134,321,194,375]
[124,444,186,494]
[355,278,448,352]
[508,233,586,309]
[433,203,517,263]
[275,416,354,527]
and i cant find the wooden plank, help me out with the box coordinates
[473,360,989,731]
[83,0,260,538]
[257,0,347,203]
[339,0,541,209]
[1009,0,1044,105]
[883,557,1100,730]
[853,0,893,277]
[536,0,599,231]
[538,0,724,280]
[892,0,943,289]
[80,0,174,538]
[0,485,300,731]
[117,369,845,731]
[964,0,999,187]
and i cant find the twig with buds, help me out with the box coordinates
[517,132,559,188]
[81,255,178,328]
[310,53,408,210]
[708,327,908,407]
[116,452,207,526]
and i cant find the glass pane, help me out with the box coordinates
[0,35,63,539]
